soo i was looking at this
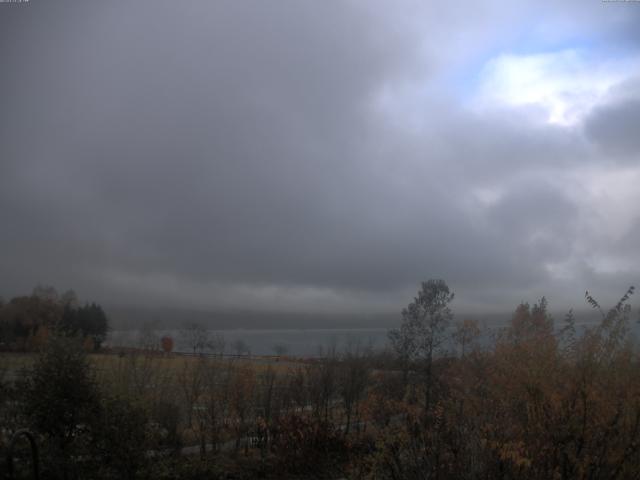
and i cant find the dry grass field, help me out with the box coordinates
[1,350,302,390]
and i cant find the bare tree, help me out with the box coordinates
[339,344,370,434]
[209,332,226,356]
[136,321,160,352]
[255,366,280,456]
[180,321,210,355]
[273,343,288,357]
[228,363,256,455]
[178,357,206,433]
[306,352,338,423]
[232,338,250,357]
[198,358,229,453]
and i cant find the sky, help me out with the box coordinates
[1,0,640,317]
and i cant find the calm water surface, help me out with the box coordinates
[107,328,390,356]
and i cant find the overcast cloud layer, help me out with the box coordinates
[1,0,640,315]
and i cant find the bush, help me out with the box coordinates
[17,335,100,479]
[269,414,349,477]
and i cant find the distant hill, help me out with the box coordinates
[106,305,398,331]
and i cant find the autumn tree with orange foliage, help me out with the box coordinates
[363,285,640,480]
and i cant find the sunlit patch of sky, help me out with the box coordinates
[446,18,602,101]
[472,48,640,126]
[376,21,634,132]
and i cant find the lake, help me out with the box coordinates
[106,328,391,356]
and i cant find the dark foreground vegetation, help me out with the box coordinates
[2,280,640,479]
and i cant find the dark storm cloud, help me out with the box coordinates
[1,0,640,314]
[585,98,640,156]
[0,0,421,299]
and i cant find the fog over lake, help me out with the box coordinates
[107,312,631,356]
[107,328,390,356]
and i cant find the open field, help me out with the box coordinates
[0,350,302,384]
[0,352,34,382]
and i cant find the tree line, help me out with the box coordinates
[0,285,108,351]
